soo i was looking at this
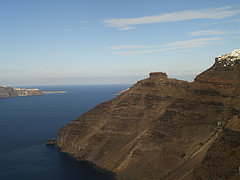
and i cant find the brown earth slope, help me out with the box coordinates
[57,49,240,180]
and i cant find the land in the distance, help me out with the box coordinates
[42,91,67,94]
[0,86,66,98]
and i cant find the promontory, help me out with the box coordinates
[57,49,240,180]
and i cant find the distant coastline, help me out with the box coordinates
[43,91,67,94]
[0,86,66,98]
[0,86,44,98]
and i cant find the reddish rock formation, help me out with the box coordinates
[57,50,240,180]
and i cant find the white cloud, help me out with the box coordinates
[103,6,240,30]
[188,29,240,36]
[109,45,161,50]
[163,37,221,48]
[200,18,240,26]
[199,22,219,26]
[113,50,151,56]
[117,26,135,31]
[110,37,222,56]
[188,30,230,36]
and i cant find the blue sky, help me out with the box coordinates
[1,0,240,86]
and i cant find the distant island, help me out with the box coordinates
[0,86,66,98]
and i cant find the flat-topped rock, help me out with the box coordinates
[149,72,168,79]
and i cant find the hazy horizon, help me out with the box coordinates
[3,73,198,87]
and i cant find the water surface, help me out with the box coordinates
[0,84,130,180]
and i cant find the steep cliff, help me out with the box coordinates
[57,49,239,180]
[0,86,44,98]
[195,49,240,88]
[193,57,240,180]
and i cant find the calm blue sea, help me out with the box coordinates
[0,84,131,180]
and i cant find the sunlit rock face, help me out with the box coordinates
[194,49,240,89]
[57,50,240,180]
[215,49,240,70]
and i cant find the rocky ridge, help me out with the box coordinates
[57,50,240,180]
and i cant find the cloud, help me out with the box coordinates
[113,50,151,56]
[109,45,161,50]
[188,30,231,36]
[103,6,240,30]
[110,37,222,56]
[117,26,135,31]
[199,22,219,26]
[188,29,240,36]
[163,37,221,48]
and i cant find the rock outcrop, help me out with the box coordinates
[0,86,44,98]
[195,49,240,88]
[46,138,57,145]
[57,49,240,179]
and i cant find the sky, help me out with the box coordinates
[1,0,240,86]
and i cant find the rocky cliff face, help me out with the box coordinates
[195,49,240,88]
[193,121,240,180]
[193,60,240,180]
[57,49,240,180]
[0,86,44,98]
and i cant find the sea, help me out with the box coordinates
[0,84,131,180]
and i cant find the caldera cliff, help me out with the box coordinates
[57,49,240,180]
